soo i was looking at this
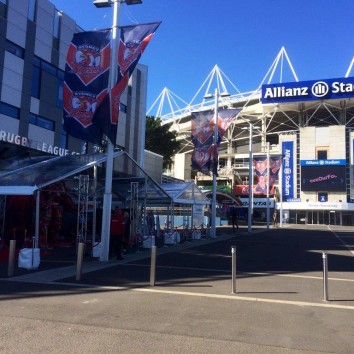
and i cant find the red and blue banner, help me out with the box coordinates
[191,110,214,147]
[94,22,161,144]
[64,22,160,145]
[253,155,282,195]
[63,29,111,144]
[118,22,160,79]
[217,108,241,141]
[234,155,282,196]
[191,108,240,176]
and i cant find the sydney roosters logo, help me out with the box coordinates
[118,34,153,75]
[63,83,106,127]
[66,43,110,85]
[193,147,211,168]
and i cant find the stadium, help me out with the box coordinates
[148,47,354,226]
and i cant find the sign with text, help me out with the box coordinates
[262,77,354,104]
[282,141,294,200]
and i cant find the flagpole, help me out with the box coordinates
[210,87,219,239]
[100,0,120,261]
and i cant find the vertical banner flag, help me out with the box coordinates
[191,110,215,148]
[95,22,161,144]
[251,155,282,196]
[191,146,214,175]
[63,29,111,144]
[282,141,294,200]
[191,110,214,174]
[217,108,241,142]
[191,108,240,175]
[350,135,354,201]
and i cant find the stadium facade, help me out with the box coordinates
[155,54,354,226]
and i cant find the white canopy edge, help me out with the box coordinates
[0,186,37,195]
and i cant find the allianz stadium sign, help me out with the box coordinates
[261,76,354,104]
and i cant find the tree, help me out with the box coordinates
[145,116,181,169]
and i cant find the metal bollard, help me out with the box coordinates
[150,243,157,286]
[231,245,236,294]
[76,242,85,281]
[8,239,16,277]
[322,252,329,302]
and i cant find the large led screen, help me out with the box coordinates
[301,165,346,191]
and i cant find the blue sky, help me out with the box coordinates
[51,0,354,115]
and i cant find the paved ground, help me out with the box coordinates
[1,224,354,353]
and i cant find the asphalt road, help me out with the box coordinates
[1,224,354,353]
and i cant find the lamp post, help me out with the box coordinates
[94,0,142,261]
[203,88,230,238]
[266,142,270,230]
[247,123,253,233]
[280,157,283,227]
[242,122,260,233]
[211,87,219,238]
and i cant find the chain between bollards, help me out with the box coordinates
[322,252,329,302]
[231,245,236,294]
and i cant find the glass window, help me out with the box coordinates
[29,113,37,124]
[28,0,36,21]
[31,64,41,98]
[0,0,7,19]
[37,116,54,131]
[57,77,63,108]
[6,40,24,58]
[0,101,19,119]
[32,56,64,100]
[120,103,127,113]
[41,61,57,76]
[60,127,67,149]
[53,10,61,39]
[317,150,327,159]
[29,114,55,131]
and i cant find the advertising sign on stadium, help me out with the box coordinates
[282,141,294,200]
[301,164,346,192]
[261,77,354,104]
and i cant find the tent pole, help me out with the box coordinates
[35,190,40,248]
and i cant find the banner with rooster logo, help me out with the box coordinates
[63,29,111,144]
[63,22,160,145]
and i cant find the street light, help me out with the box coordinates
[95,0,143,261]
[93,0,142,7]
[203,88,230,238]
[242,122,260,233]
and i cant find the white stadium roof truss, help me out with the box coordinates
[148,47,354,165]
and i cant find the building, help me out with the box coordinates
[0,0,171,249]
[0,0,150,169]
[156,53,354,226]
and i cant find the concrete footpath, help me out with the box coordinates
[1,224,354,353]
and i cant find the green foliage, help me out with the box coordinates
[145,116,181,169]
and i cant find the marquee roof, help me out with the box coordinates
[0,150,210,206]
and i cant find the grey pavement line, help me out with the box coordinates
[10,278,354,311]
[123,263,354,282]
[328,225,354,256]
